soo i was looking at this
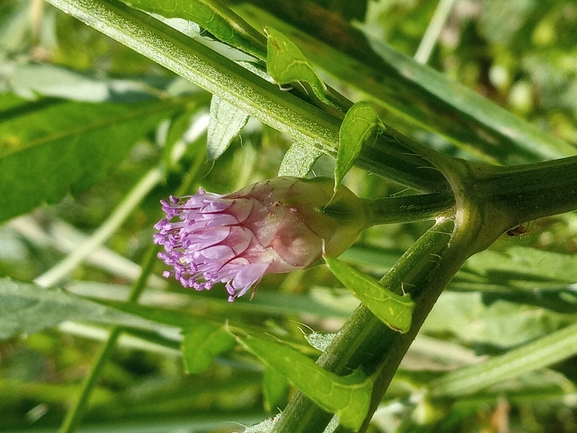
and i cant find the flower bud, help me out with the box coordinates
[154,176,367,301]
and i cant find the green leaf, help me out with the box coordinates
[265,26,335,108]
[0,94,184,223]
[277,141,322,177]
[324,255,415,333]
[263,365,290,412]
[207,96,249,160]
[240,10,575,164]
[325,0,368,21]
[244,417,278,433]
[162,107,196,168]
[92,298,213,330]
[8,62,167,102]
[0,278,171,340]
[336,101,383,188]
[235,334,372,431]
[464,246,577,285]
[121,0,267,60]
[430,320,577,398]
[447,246,577,313]
[182,323,236,374]
[304,331,336,352]
[422,291,574,348]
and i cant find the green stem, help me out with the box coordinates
[34,166,163,288]
[58,244,159,433]
[274,218,457,433]
[353,155,577,431]
[414,0,456,64]
[58,326,124,433]
[44,0,336,147]
[320,191,454,229]
[469,155,577,224]
[276,149,577,432]
[388,127,577,244]
[237,1,575,163]
[44,0,448,192]
[362,192,455,226]
[57,132,206,433]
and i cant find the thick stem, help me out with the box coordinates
[388,128,577,245]
[320,192,454,229]
[276,154,577,432]
[237,0,575,163]
[274,218,457,433]
[362,192,455,226]
[44,0,448,192]
[470,155,577,225]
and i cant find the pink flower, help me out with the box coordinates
[153,177,367,301]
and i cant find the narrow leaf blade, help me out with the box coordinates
[430,321,577,398]
[0,278,170,340]
[236,334,372,430]
[122,0,267,59]
[324,255,414,333]
[182,323,236,373]
[9,62,165,102]
[0,94,184,222]
[251,15,575,162]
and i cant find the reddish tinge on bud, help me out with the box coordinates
[153,177,367,301]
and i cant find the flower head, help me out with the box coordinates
[154,177,367,301]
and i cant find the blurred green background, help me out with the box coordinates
[1,0,577,432]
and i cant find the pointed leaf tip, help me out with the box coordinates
[335,101,384,190]
[235,333,372,430]
[207,96,249,160]
[265,26,336,108]
[324,255,414,333]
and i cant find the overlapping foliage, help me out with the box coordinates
[1,1,577,432]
